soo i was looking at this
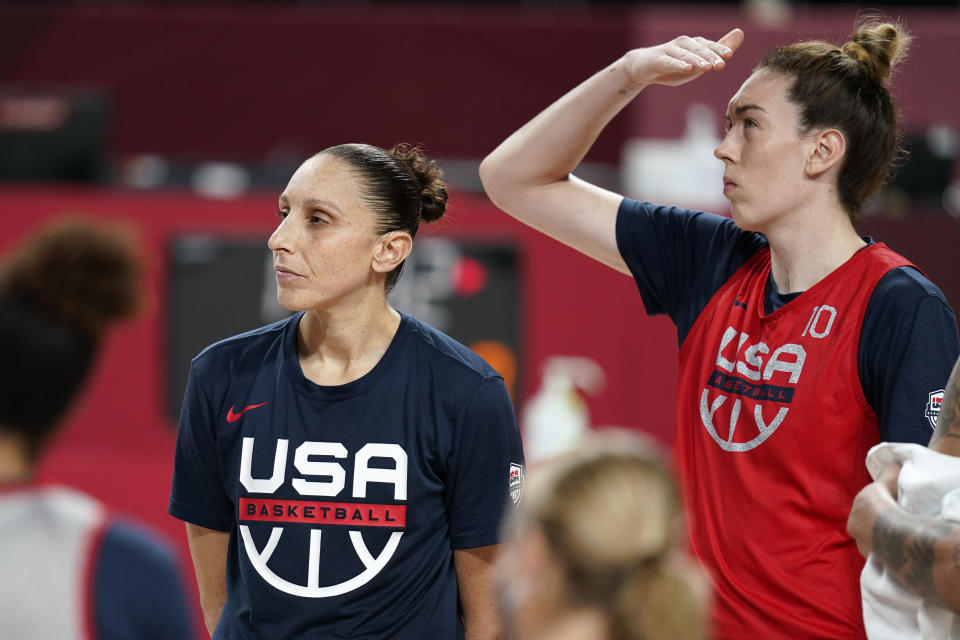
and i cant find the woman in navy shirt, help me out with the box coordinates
[170,144,524,639]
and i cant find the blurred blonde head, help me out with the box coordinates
[499,431,707,640]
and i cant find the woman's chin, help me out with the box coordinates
[275,293,313,313]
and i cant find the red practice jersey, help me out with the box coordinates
[675,243,911,639]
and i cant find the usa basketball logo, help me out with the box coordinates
[238,437,407,598]
[509,463,524,507]
[926,389,945,428]
[700,326,808,452]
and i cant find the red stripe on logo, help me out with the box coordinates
[239,498,406,528]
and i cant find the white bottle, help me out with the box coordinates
[521,356,606,465]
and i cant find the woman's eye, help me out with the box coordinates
[277,210,288,220]
[744,119,757,128]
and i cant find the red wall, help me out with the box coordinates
[3,5,958,169]
[0,5,630,163]
[631,7,960,146]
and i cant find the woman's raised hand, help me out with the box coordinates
[622,29,744,89]
[478,27,745,275]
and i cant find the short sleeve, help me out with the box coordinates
[615,198,766,342]
[860,267,960,444]
[94,520,194,640]
[446,376,524,549]
[169,365,234,532]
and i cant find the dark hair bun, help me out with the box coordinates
[0,219,142,338]
[842,20,911,84]
[388,143,448,224]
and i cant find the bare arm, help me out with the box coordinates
[848,463,960,613]
[930,355,960,456]
[186,523,230,636]
[455,544,504,640]
[478,29,744,273]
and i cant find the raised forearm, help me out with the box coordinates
[480,32,739,208]
[479,59,640,204]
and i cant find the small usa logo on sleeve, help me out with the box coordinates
[925,389,945,428]
[508,463,524,507]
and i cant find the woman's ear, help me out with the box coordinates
[372,231,413,275]
[806,128,846,178]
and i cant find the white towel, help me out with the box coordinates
[860,442,960,639]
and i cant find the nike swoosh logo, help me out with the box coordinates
[226,402,269,423]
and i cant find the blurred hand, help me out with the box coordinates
[847,462,902,557]
[875,461,901,499]
[623,29,744,89]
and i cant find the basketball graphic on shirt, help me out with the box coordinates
[238,437,407,598]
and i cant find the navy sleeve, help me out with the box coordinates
[94,520,195,640]
[614,198,767,343]
[169,365,234,532]
[446,376,524,549]
[859,266,960,444]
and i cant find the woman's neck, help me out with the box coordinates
[763,203,866,295]
[296,297,401,386]
[0,432,32,483]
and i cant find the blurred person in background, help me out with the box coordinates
[497,431,708,640]
[169,143,524,639]
[480,19,959,640]
[847,353,960,636]
[0,220,193,639]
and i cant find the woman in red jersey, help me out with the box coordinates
[480,21,959,640]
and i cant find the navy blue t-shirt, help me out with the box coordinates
[616,198,960,444]
[169,312,524,639]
